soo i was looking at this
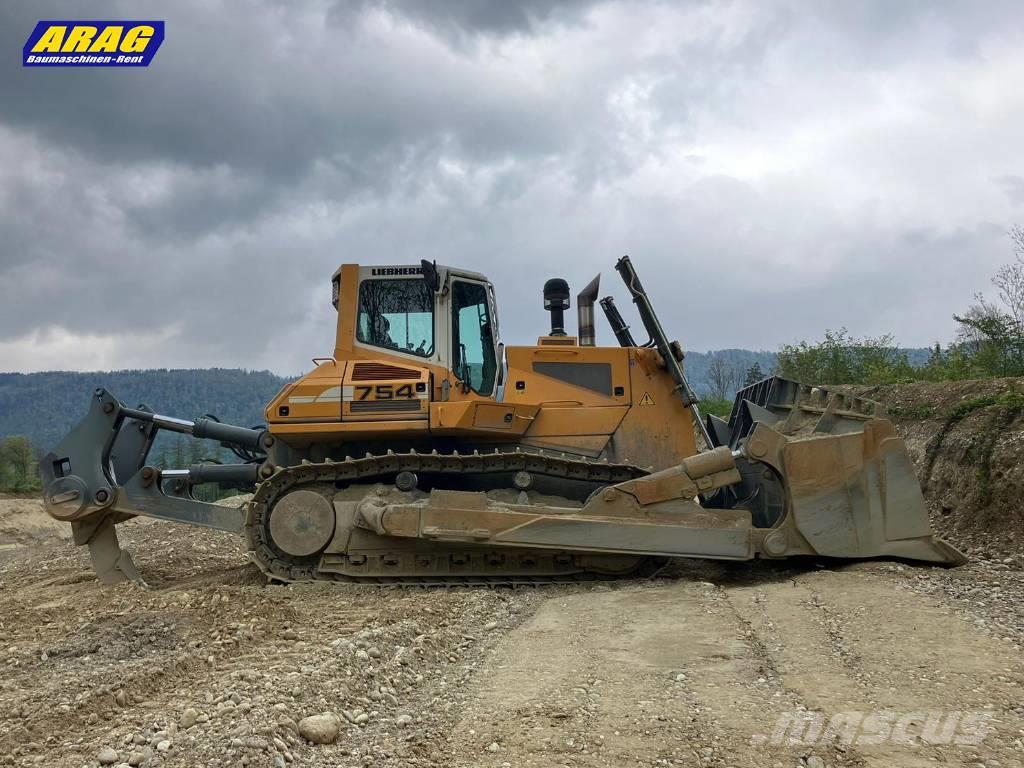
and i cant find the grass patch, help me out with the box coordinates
[887,403,938,420]
[700,397,734,420]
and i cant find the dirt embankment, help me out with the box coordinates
[850,378,1024,560]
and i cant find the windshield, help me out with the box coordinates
[356,279,434,357]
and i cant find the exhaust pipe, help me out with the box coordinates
[577,274,600,346]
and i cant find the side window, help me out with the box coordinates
[452,281,496,396]
[356,279,434,357]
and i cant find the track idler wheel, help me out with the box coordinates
[268,489,335,557]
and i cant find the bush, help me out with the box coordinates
[776,328,915,385]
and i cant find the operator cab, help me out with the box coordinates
[332,261,502,397]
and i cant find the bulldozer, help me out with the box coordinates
[40,256,964,585]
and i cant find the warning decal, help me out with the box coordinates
[638,392,655,406]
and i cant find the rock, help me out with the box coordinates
[806,757,826,768]
[395,714,413,728]
[484,621,499,632]
[368,647,382,658]
[155,740,171,752]
[114,690,128,707]
[298,713,340,745]
[127,752,145,767]
[179,707,199,729]
[486,741,501,752]
[354,713,369,725]
[98,747,119,765]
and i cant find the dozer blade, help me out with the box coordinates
[714,377,966,565]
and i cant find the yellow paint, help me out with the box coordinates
[31,26,66,52]
[88,26,123,53]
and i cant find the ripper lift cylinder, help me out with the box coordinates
[119,407,266,451]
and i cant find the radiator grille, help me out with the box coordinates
[351,362,420,381]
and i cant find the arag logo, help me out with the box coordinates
[23,21,164,67]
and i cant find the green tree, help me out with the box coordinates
[743,362,765,387]
[952,308,1024,377]
[0,436,40,493]
[922,228,1024,381]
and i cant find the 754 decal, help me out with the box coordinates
[354,384,416,400]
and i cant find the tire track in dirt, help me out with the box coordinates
[723,566,1024,768]
[444,578,821,767]
[444,565,1024,768]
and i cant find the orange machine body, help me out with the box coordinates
[266,264,697,470]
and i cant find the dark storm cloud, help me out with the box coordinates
[0,1,579,180]
[0,0,1021,372]
[330,0,598,36]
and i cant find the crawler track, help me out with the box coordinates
[244,450,654,584]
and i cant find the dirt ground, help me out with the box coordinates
[1,498,1022,768]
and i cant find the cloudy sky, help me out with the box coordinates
[1,0,1022,375]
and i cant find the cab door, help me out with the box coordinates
[449,279,499,398]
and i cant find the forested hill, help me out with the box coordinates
[0,369,290,451]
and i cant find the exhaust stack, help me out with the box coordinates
[577,274,600,346]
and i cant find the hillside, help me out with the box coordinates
[0,369,290,451]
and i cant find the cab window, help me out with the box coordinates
[452,281,496,395]
[356,279,434,357]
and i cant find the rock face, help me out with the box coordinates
[298,713,341,745]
